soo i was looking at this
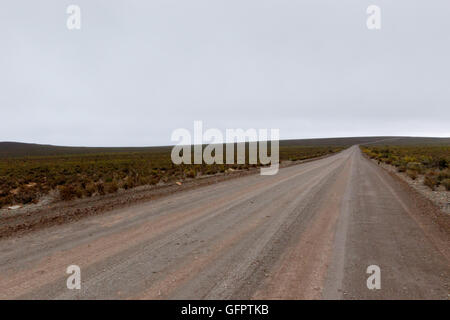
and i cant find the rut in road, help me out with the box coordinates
[0,146,448,299]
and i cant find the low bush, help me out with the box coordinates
[84,182,96,197]
[59,185,78,201]
[0,145,347,207]
[424,173,438,190]
[105,181,119,194]
[406,170,418,180]
[438,158,448,169]
[185,169,196,179]
[406,162,423,174]
[437,169,450,182]
[96,182,105,195]
[362,145,449,191]
[442,179,450,191]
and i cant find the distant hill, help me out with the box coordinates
[0,137,449,158]
[362,137,450,146]
[0,142,171,158]
[281,136,450,146]
[279,136,393,147]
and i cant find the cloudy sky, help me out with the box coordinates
[1,0,449,146]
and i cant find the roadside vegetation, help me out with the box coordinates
[0,144,345,208]
[361,145,450,191]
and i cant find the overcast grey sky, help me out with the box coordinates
[1,0,449,146]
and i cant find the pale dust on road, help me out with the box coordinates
[0,146,448,299]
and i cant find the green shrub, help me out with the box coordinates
[122,176,135,190]
[0,194,13,207]
[424,174,438,190]
[437,169,450,182]
[105,182,118,194]
[185,169,196,179]
[84,182,96,197]
[59,185,77,201]
[438,158,448,169]
[406,162,423,174]
[406,170,417,180]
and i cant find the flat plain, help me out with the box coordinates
[0,137,448,299]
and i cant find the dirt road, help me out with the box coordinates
[0,146,448,299]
